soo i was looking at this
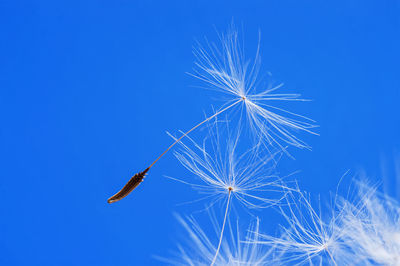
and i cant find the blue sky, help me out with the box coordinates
[1,1,399,265]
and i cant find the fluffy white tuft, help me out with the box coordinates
[168,120,288,211]
[253,186,354,265]
[191,28,317,152]
[339,181,400,265]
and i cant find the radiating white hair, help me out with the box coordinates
[250,176,400,265]
[253,186,352,266]
[159,215,273,266]
[191,27,317,153]
[168,119,289,211]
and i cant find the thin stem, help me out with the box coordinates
[210,188,232,266]
[148,99,242,169]
[326,248,337,266]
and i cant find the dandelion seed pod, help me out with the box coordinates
[107,168,150,203]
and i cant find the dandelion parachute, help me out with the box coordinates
[168,120,289,264]
[253,186,349,265]
[107,27,316,203]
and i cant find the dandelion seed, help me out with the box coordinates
[169,120,288,263]
[159,215,272,265]
[107,27,315,203]
[252,174,400,265]
[253,187,348,265]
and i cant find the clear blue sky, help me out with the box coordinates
[1,1,399,265]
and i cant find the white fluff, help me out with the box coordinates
[168,120,288,210]
[253,187,351,266]
[191,27,317,152]
[340,181,400,265]
[160,215,273,265]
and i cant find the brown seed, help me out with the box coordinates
[107,168,150,203]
